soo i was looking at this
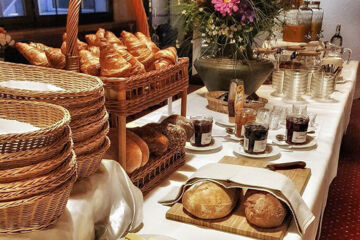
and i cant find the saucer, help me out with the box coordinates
[233,145,280,159]
[215,117,235,127]
[272,135,317,149]
[185,138,222,151]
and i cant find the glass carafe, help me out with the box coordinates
[322,42,352,68]
[309,1,323,41]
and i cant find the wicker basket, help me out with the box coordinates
[72,112,109,142]
[129,149,185,195]
[205,91,268,114]
[0,151,76,202]
[0,172,76,233]
[74,121,109,156]
[0,139,73,183]
[76,136,110,178]
[0,126,71,170]
[0,100,70,154]
[70,106,107,129]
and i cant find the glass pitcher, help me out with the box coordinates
[322,42,352,68]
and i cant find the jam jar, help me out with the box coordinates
[243,121,269,154]
[190,116,213,147]
[286,114,309,144]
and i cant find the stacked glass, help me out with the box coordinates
[283,69,309,102]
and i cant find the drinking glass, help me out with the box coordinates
[256,108,271,125]
[292,104,308,115]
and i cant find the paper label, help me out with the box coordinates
[292,131,307,143]
[244,137,249,150]
[253,140,267,153]
[201,132,212,145]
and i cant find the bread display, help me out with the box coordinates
[244,189,288,228]
[126,130,150,167]
[132,124,169,156]
[161,115,194,141]
[17,29,178,76]
[121,31,154,70]
[182,181,239,219]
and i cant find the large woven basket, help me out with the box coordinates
[0,126,71,170]
[0,100,70,154]
[0,172,76,233]
[0,151,76,202]
[72,112,109,142]
[76,136,110,178]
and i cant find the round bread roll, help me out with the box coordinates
[126,130,150,167]
[125,137,142,174]
[161,115,194,141]
[182,181,239,219]
[244,190,288,228]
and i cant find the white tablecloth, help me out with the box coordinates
[134,60,359,240]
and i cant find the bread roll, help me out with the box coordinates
[182,181,239,219]
[132,124,169,156]
[244,190,288,228]
[135,32,160,54]
[161,115,194,141]
[126,137,142,174]
[79,49,100,76]
[127,130,150,167]
[45,47,66,69]
[160,123,186,151]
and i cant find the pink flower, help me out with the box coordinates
[211,0,240,16]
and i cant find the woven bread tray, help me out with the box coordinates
[0,151,76,202]
[76,136,110,178]
[0,125,71,170]
[0,100,70,154]
[102,58,189,116]
[205,91,268,114]
[72,112,109,143]
[129,148,185,195]
[0,139,73,183]
[74,121,109,156]
[0,172,76,233]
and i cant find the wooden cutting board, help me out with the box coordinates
[166,156,311,240]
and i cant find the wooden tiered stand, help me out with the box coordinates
[65,0,189,189]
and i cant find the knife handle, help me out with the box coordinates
[266,161,306,171]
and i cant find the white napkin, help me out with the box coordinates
[0,118,40,134]
[159,163,315,236]
[0,80,64,91]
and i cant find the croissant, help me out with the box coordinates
[100,41,132,77]
[85,34,98,46]
[135,32,159,54]
[45,47,66,69]
[153,46,177,64]
[61,33,88,55]
[80,49,100,76]
[121,31,154,70]
[16,42,50,67]
[87,45,100,57]
[153,58,173,70]
[29,42,50,52]
[105,31,122,45]
[113,45,145,75]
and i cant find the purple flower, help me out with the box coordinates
[234,1,256,23]
[211,0,240,16]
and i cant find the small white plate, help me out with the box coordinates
[215,117,235,127]
[272,135,317,149]
[233,145,280,158]
[228,134,243,141]
[140,234,177,240]
[185,138,222,151]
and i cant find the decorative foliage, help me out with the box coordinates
[179,0,282,59]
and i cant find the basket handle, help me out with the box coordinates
[65,0,81,72]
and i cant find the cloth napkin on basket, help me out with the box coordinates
[159,163,315,236]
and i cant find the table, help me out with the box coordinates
[135,60,359,240]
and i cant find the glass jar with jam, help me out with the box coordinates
[309,1,323,41]
[286,113,309,144]
[190,116,213,147]
[235,108,257,138]
[243,121,269,154]
[283,1,313,42]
